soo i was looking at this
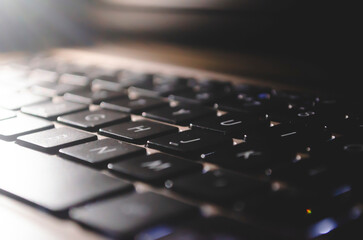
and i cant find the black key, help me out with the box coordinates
[147,129,233,159]
[59,138,145,167]
[0,108,16,121]
[100,120,178,144]
[334,117,363,137]
[108,153,202,183]
[69,192,197,238]
[310,136,363,193]
[92,71,153,91]
[57,109,130,132]
[214,94,268,115]
[203,142,296,175]
[0,92,50,110]
[16,127,97,154]
[143,104,216,126]
[0,141,132,214]
[129,75,192,98]
[246,122,332,151]
[169,90,225,105]
[191,113,270,138]
[233,83,272,95]
[31,82,85,97]
[101,97,168,114]
[129,81,189,97]
[64,89,127,104]
[0,115,54,141]
[242,187,356,227]
[270,90,316,110]
[167,169,269,204]
[198,79,233,93]
[21,101,88,120]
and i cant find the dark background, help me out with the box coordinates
[0,0,359,96]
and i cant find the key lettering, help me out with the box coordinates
[141,160,172,171]
[220,119,242,126]
[127,125,151,132]
[172,109,191,116]
[297,111,315,117]
[47,134,68,141]
[236,150,262,159]
[85,114,106,121]
[129,99,146,106]
[89,146,117,154]
[169,138,201,146]
[280,131,297,137]
[180,138,201,144]
[343,144,363,152]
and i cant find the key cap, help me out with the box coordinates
[214,94,268,115]
[92,71,153,91]
[0,115,54,141]
[16,127,97,154]
[101,97,168,114]
[129,81,189,97]
[69,192,197,238]
[333,117,363,137]
[108,153,202,184]
[64,89,127,104]
[0,141,132,214]
[28,69,59,83]
[242,186,356,228]
[143,104,216,126]
[191,113,270,138]
[147,129,233,159]
[268,157,338,188]
[310,136,363,186]
[167,169,269,204]
[203,142,296,175]
[198,79,233,93]
[60,138,145,167]
[21,101,88,120]
[31,82,85,97]
[0,108,16,121]
[57,109,130,132]
[99,120,178,144]
[233,83,272,95]
[0,92,50,110]
[246,122,332,152]
[92,75,123,91]
[169,89,226,105]
[59,72,90,87]
[129,75,192,98]
[119,71,154,88]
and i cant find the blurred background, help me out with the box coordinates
[0,0,92,52]
[0,0,358,95]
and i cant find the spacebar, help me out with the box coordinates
[0,141,132,215]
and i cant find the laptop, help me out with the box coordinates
[0,1,361,239]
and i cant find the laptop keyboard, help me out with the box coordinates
[0,58,362,240]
